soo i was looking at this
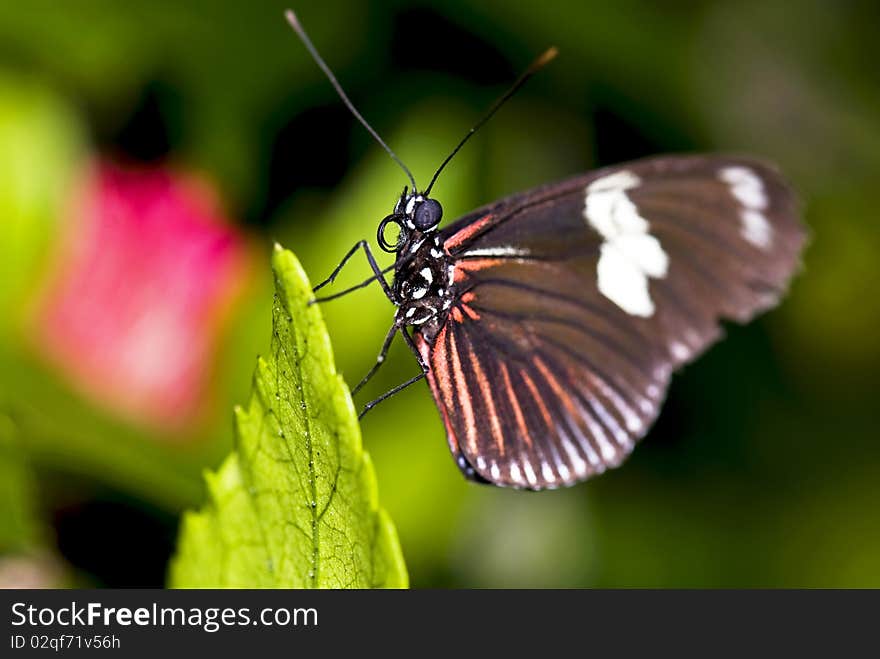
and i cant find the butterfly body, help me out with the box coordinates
[390,215,455,344]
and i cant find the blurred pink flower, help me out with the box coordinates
[31,160,253,435]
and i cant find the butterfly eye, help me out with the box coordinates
[413,198,443,231]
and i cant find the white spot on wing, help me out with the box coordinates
[588,170,641,194]
[670,341,690,361]
[584,170,668,317]
[509,463,522,483]
[597,243,655,317]
[611,234,668,278]
[419,267,433,284]
[586,171,647,237]
[557,462,571,481]
[559,428,589,476]
[490,463,501,480]
[522,459,538,486]
[591,421,617,462]
[412,287,428,299]
[461,246,532,258]
[718,166,774,249]
[741,209,772,248]
[719,167,767,209]
[541,462,555,483]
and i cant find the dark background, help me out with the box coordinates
[0,0,878,587]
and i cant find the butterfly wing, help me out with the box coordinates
[415,155,806,489]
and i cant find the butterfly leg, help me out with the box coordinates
[311,240,395,303]
[351,323,399,396]
[311,264,395,304]
[312,240,366,292]
[351,326,431,415]
[358,372,427,420]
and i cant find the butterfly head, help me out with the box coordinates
[396,188,443,231]
[379,189,443,252]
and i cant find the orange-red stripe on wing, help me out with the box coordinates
[467,345,505,457]
[452,258,506,285]
[455,258,506,273]
[423,325,454,412]
[417,331,460,456]
[520,369,554,431]
[532,356,578,419]
[461,304,480,320]
[532,355,609,471]
[443,214,494,252]
[448,329,479,455]
[499,361,533,449]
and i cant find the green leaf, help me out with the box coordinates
[170,245,408,588]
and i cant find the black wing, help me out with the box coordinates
[416,154,806,489]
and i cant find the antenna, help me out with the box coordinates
[424,46,558,196]
[284,9,418,192]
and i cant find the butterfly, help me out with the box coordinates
[286,10,807,489]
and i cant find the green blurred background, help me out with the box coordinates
[1,0,878,587]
